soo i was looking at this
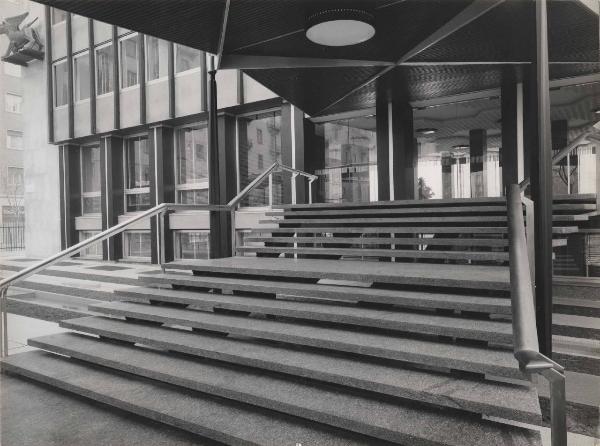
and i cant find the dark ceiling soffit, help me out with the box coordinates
[215,0,231,70]
[313,0,506,116]
[220,54,395,70]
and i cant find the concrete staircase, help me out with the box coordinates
[1,198,560,445]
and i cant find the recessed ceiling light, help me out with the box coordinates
[416,128,437,135]
[306,9,375,47]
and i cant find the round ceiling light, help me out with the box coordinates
[452,144,470,151]
[416,128,437,135]
[306,9,375,47]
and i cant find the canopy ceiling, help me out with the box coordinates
[34,0,600,117]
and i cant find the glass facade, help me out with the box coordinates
[53,62,68,107]
[174,231,209,260]
[96,44,114,95]
[238,111,282,206]
[120,35,139,88]
[145,36,169,81]
[73,53,90,101]
[51,8,66,25]
[314,116,377,203]
[124,231,151,259]
[79,231,102,258]
[175,125,209,204]
[125,136,151,212]
[81,146,101,214]
[175,45,201,73]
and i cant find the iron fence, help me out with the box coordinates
[0,224,24,251]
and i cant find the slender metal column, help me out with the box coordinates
[532,0,553,356]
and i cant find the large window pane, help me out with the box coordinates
[79,231,101,257]
[146,36,168,81]
[74,54,90,101]
[51,8,66,24]
[175,45,200,73]
[96,44,114,95]
[174,231,209,260]
[5,93,22,113]
[125,136,151,212]
[124,231,151,258]
[81,146,101,214]
[53,62,68,107]
[6,130,23,150]
[120,35,139,88]
[177,189,208,205]
[238,111,282,206]
[314,116,377,203]
[176,125,208,184]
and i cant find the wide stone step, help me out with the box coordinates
[29,332,542,428]
[84,303,523,378]
[1,351,386,446]
[245,235,509,247]
[166,257,510,291]
[279,197,506,211]
[236,246,509,261]
[56,317,538,422]
[552,313,600,340]
[116,286,513,342]
[261,216,508,225]
[138,273,512,314]
[554,297,600,318]
[552,203,596,212]
[266,205,508,217]
[255,226,579,235]
[552,214,591,222]
[2,350,541,446]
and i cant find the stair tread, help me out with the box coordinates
[2,350,541,446]
[57,317,538,422]
[245,236,509,247]
[266,206,508,217]
[257,226,578,234]
[280,197,506,210]
[166,257,510,290]
[262,216,508,225]
[553,313,600,329]
[138,273,512,314]
[117,286,513,342]
[236,246,509,261]
[29,332,542,425]
[84,302,523,378]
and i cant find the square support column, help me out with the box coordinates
[281,102,306,204]
[441,153,453,199]
[100,135,124,261]
[58,144,81,250]
[501,67,520,190]
[470,129,487,197]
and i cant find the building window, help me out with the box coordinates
[124,136,151,212]
[3,62,21,77]
[95,43,114,95]
[119,34,139,89]
[238,110,282,206]
[175,124,209,204]
[73,52,90,101]
[2,205,24,224]
[51,8,67,25]
[145,36,168,81]
[81,146,101,214]
[6,167,24,193]
[53,61,68,107]
[175,44,200,73]
[256,128,263,145]
[5,93,22,113]
[6,130,23,150]
[123,231,151,259]
[79,231,102,258]
[174,231,209,260]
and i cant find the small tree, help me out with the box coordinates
[418,177,434,200]
[1,167,25,224]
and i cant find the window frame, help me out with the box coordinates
[119,32,140,91]
[79,230,102,258]
[122,230,152,260]
[51,7,67,26]
[52,59,69,108]
[80,144,102,216]
[6,166,24,189]
[6,130,23,151]
[123,134,151,213]
[144,35,168,84]
[95,42,114,98]
[73,50,91,103]
[173,123,209,204]
[173,230,210,260]
[174,44,202,77]
[5,92,23,114]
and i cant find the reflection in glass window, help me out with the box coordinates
[314,116,377,203]
[174,231,209,260]
[81,146,101,214]
[51,8,66,24]
[124,231,151,259]
[125,136,151,212]
[145,36,168,81]
[238,111,282,206]
[74,53,90,101]
[120,35,139,88]
[175,45,201,73]
[53,61,68,107]
[176,125,208,204]
[96,44,114,95]
[79,231,101,258]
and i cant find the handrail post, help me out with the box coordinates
[291,172,299,205]
[158,211,166,273]
[542,368,567,446]
[231,206,237,256]
[268,173,273,207]
[308,178,315,204]
[0,286,8,357]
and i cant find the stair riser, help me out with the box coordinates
[82,308,522,379]
[554,285,600,301]
[136,276,512,314]
[115,290,512,343]
[245,237,509,247]
[268,206,508,217]
[552,325,600,341]
[553,352,600,376]
[554,304,600,318]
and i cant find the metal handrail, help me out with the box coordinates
[507,184,566,446]
[0,162,316,357]
[519,131,594,191]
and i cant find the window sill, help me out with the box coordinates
[175,67,201,78]
[96,92,114,100]
[120,84,140,93]
[146,77,168,86]
[75,98,91,105]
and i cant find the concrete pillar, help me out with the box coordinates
[501,67,520,191]
[281,103,306,204]
[100,135,124,260]
[470,129,487,197]
[58,144,81,250]
[441,153,453,199]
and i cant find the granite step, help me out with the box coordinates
[6,290,96,323]
[552,203,596,212]
[552,313,600,340]
[56,317,537,422]
[29,332,542,427]
[554,276,600,301]
[245,236,509,247]
[236,246,510,262]
[166,257,510,291]
[83,303,523,378]
[254,226,578,235]
[265,205,508,217]
[2,350,542,446]
[554,297,600,318]
[261,216,508,225]
[553,335,600,376]
[115,286,513,342]
[279,197,506,210]
[138,273,512,314]
[1,351,388,446]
